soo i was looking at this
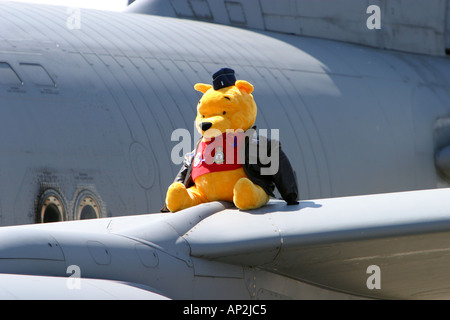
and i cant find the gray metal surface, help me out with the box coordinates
[0,188,449,299]
[2,2,450,299]
[186,188,450,299]
[126,0,450,56]
[0,274,169,300]
[0,198,363,299]
[1,2,450,226]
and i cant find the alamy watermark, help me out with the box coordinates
[66,7,81,30]
[66,264,81,290]
[366,265,381,290]
[366,5,381,30]
[170,127,280,176]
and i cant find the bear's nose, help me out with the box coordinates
[200,122,213,131]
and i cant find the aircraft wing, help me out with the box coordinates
[0,274,169,300]
[183,188,450,299]
[0,188,449,299]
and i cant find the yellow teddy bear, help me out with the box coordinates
[164,68,299,212]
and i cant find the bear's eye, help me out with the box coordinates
[202,115,205,118]
[223,111,226,115]
[224,96,231,101]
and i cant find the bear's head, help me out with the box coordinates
[194,69,257,139]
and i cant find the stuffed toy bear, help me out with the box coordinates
[164,68,299,212]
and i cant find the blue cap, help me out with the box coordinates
[212,68,236,90]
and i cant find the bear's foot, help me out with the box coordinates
[233,178,269,210]
[165,182,192,213]
[165,182,206,213]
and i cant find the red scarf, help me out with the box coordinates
[191,132,244,181]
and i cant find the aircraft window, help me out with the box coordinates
[0,62,23,86]
[37,190,66,223]
[225,1,247,25]
[19,63,55,87]
[190,0,213,20]
[173,0,213,20]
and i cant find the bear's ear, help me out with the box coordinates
[194,83,213,93]
[235,80,254,94]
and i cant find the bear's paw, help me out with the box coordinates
[233,178,269,210]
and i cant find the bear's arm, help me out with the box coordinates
[273,148,299,205]
[160,150,196,212]
[174,150,195,187]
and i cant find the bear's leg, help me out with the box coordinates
[233,178,269,210]
[165,182,207,212]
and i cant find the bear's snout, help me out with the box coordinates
[200,122,213,131]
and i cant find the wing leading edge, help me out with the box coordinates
[0,274,169,300]
[184,188,450,299]
[0,188,448,299]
